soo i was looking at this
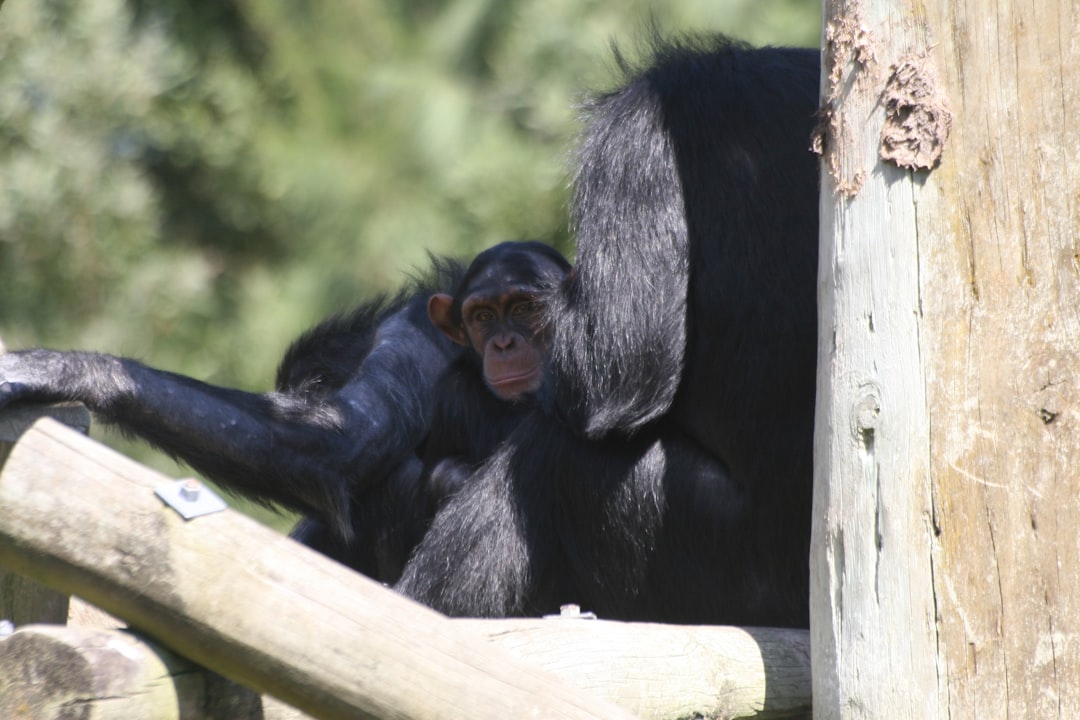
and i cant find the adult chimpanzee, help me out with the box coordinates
[0,241,570,585]
[394,36,821,627]
[0,35,821,627]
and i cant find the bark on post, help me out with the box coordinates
[812,0,1080,717]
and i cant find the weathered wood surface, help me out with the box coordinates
[0,624,312,720]
[0,418,637,720]
[0,402,90,627]
[812,0,1080,717]
[0,401,91,456]
[811,1,937,715]
[461,618,810,719]
[0,565,69,628]
[0,415,814,719]
[0,401,303,718]
[3,618,811,720]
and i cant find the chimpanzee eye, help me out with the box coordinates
[472,308,495,323]
[512,301,539,317]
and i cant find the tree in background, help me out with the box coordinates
[0,0,820,524]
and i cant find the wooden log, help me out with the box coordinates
[0,616,811,720]
[460,618,811,719]
[0,402,91,462]
[0,411,812,718]
[0,402,90,627]
[0,418,637,720]
[0,565,69,629]
[0,624,312,720]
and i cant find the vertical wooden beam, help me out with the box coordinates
[813,0,1080,717]
[917,0,1080,716]
[0,403,90,627]
[811,2,940,715]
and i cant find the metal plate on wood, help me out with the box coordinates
[155,479,227,520]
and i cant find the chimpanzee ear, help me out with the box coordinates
[428,294,468,345]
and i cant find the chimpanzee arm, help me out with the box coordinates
[544,54,690,441]
[395,411,559,617]
[0,349,351,522]
[0,293,457,538]
[546,39,820,453]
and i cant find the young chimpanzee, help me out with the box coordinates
[0,241,569,585]
[420,241,570,507]
[290,240,571,572]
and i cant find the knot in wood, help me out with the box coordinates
[852,382,883,448]
[1021,346,1077,429]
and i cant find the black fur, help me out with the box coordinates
[418,240,571,511]
[0,243,569,585]
[397,36,820,626]
[0,37,821,626]
[0,260,463,547]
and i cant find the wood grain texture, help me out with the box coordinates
[813,0,1080,717]
[0,418,636,720]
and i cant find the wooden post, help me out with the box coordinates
[0,403,90,626]
[812,0,1080,717]
[0,418,637,720]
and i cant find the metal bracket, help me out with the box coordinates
[155,478,227,520]
[543,604,597,620]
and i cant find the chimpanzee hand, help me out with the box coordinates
[0,349,70,410]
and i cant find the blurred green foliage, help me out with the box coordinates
[0,0,819,528]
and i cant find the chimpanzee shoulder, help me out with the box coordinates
[276,256,465,395]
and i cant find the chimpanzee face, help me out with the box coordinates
[427,243,570,402]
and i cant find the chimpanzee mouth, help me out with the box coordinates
[488,366,544,400]
[489,366,542,387]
